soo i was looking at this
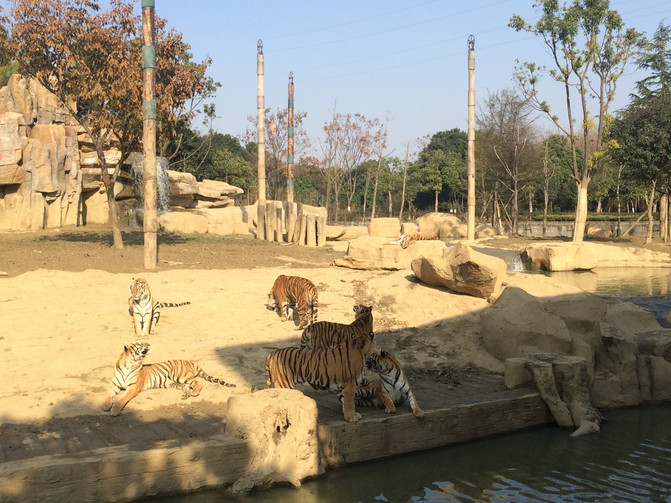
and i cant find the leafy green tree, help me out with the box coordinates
[510,0,644,242]
[610,94,671,243]
[633,22,671,100]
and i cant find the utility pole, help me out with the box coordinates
[142,0,157,269]
[287,72,295,204]
[467,35,476,241]
[256,39,266,239]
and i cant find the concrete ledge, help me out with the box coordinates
[0,392,553,502]
[319,392,552,467]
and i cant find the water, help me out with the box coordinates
[160,405,671,503]
[129,153,171,214]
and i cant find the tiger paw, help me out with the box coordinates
[384,406,397,414]
[413,408,425,419]
[345,412,362,422]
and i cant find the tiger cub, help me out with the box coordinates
[267,274,318,330]
[265,330,376,422]
[300,304,373,349]
[399,231,439,249]
[128,277,190,337]
[354,349,424,418]
[103,341,236,416]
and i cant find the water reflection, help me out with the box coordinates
[541,268,671,297]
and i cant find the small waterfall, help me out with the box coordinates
[474,247,527,272]
[156,157,170,214]
[129,153,171,215]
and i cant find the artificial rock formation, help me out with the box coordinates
[334,236,445,270]
[225,389,321,494]
[0,75,246,232]
[484,284,671,409]
[505,354,602,436]
[411,242,507,299]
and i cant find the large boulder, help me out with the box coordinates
[521,242,598,271]
[368,217,400,238]
[158,210,209,234]
[416,212,467,239]
[411,242,507,299]
[334,236,445,270]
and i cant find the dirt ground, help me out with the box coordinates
[1,224,669,434]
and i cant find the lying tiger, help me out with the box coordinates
[399,231,440,249]
[128,277,190,337]
[103,341,236,416]
[300,304,373,349]
[352,349,424,418]
[265,330,377,422]
[267,274,318,330]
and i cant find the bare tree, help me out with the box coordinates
[477,89,535,235]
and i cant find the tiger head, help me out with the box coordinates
[365,348,398,373]
[119,341,151,368]
[266,292,278,311]
[348,330,376,358]
[130,277,151,302]
[353,304,373,319]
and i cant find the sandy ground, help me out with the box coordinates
[3,226,667,426]
[0,227,513,425]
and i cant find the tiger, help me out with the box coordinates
[399,231,440,249]
[264,330,377,422]
[103,341,236,416]
[267,274,318,330]
[352,349,424,418]
[300,304,373,349]
[128,277,190,337]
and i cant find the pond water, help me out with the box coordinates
[154,263,671,503]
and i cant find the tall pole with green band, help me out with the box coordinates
[142,0,157,268]
[287,72,295,204]
[466,35,476,242]
[256,40,266,239]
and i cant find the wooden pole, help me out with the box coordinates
[287,72,295,204]
[142,0,157,269]
[256,40,267,240]
[466,35,476,241]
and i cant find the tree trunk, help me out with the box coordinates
[543,183,549,238]
[512,180,519,235]
[660,192,668,242]
[387,189,392,217]
[645,181,657,245]
[105,183,123,249]
[434,191,439,212]
[572,181,589,243]
[616,165,623,237]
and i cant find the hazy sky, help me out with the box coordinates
[150,1,668,156]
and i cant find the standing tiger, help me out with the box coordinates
[399,231,440,249]
[103,341,236,416]
[300,304,373,349]
[128,277,190,337]
[267,274,318,330]
[353,349,424,418]
[264,330,376,422]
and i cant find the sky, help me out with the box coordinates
[146,1,668,156]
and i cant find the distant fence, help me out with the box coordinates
[516,220,658,239]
